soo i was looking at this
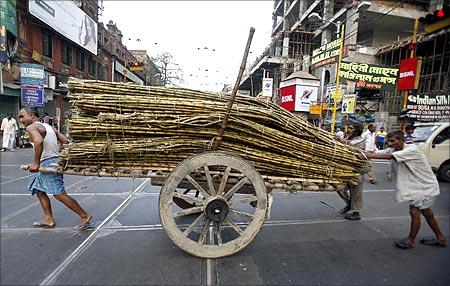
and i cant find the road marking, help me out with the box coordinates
[0,177,94,222]
[372,160,391,164]
[0,164,20,167]
[39,179,149,286]
[1,174,34,185]
[4,214,448,233]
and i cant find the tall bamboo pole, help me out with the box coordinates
[213,27,255,150]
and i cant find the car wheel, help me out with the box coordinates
[437,163,450,182]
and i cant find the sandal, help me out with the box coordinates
[394,239,414,249]
[74,216,93,231]
[33,221,55,229]
[419,239,446,247]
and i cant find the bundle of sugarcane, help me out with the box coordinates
[61,78,367,184]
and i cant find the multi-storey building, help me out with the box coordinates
[239,0,445,128]
[0,0,159,124]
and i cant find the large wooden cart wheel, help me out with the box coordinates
[159,151,267,258]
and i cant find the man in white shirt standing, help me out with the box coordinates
[361,123,378,184]
[1,113,19,152]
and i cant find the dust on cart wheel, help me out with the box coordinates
[159,151,268,258]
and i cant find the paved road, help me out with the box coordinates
[1,149,449,285]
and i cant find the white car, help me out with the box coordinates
[414,122,450,182]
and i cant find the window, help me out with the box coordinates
[61,41,73,65]
[88,56,97,76]
[42,29,53,58]
[76,49,86,71]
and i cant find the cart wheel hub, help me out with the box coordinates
[205,197,229,222]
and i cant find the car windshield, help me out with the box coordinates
[412,125,440,142]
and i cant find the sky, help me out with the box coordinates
[99,1,274,92]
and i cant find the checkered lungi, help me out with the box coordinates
[27,157,65,196]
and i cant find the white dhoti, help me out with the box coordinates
[2,132,16,150]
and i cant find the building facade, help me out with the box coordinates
[239,0,449,128]
[0,0,159,124]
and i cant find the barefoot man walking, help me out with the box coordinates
[19,107,92,230]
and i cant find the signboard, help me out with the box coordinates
[341,94,356,114]
[340,62,399,90]
[21,88,44,107]
[311,37,342,68]
[115,61,143,85]
[397,57,422,91]
[309,104,322,115]
[280,85,295,111]
[406,93,450,122]
[262,78,273,97]
[295,85,318,112]
[29,0,97,55]
[20,63,45,87]
[1,0,17,36]
[0,25,6,63]
[20,63,44,107]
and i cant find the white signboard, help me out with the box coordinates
[295,85,318,112]
[115,61,144,85]
[341,94,356,114]
[262,78,273,97]
[29,0,97,55]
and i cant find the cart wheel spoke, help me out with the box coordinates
[229,208,254,220]
[159,151,267,258]
[203,164,216,196]
[198,218,212,244]
[183,213,205,237]
[217,166,232,196]
[224,217,243,235]
[228,195,257,206]
[173,192,204,206]
[186,175,210,198]
[224,177,249,200]
[173,206,204,218]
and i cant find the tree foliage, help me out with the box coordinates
[152,52,183,86]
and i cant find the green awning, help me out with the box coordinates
[2,86,20,97]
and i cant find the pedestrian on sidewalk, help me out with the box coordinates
[361,123,378,184]
[1,113,19,152]
[337,122,365,221]
[367,130,447,249]
[19,107,92,230]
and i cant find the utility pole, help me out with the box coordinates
[330,23,345,135]
[400,19,419,132]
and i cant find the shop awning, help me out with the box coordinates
[1,83,20,97]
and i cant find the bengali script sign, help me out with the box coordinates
[311,37,342,68]
[340,62,399,90]
[406,93,450,122]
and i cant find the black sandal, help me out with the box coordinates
[394,239,414,249]
[419,239,446,247]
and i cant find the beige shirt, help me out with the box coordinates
[1,118,18,135]
[392,144,440,202]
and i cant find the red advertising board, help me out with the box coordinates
[397,57,422,91]
[280,85,296,111]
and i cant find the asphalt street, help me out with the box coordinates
[1,148,449,285]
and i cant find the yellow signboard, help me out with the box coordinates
[310,104,322,115]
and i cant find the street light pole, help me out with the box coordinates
[330,23,345,135]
